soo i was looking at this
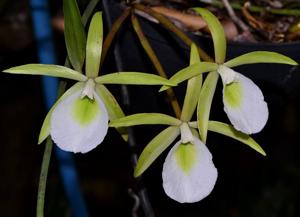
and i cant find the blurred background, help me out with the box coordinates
[0,0,300,217]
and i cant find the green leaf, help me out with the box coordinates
[3,64,87,81]
[38,82,85,144]
[134,126,180,177]
[95,84,128,141]
[224,51,298,68]
[208,121,266,156]
[95,72,177,86]
[81,0,100,26]
[63,0,86,72]
[197,71,219,143]
[110,113,182,128]
[159,62,218,91]
[181,43,203,121]
[193,8,226,64]
[86,12,103,78]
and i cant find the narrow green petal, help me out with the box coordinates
[225,51,298,68]
[3,64,87,81]
[86,12,103,78]
[193,8,226,64]
[208,121,266,156]
[134,126,180,177]
[197,71,219,143]
[181,43,203,121]
[38,82,85,144]
[63,0,86,72]
[160,62,218,92]
[110,113,182,128]
[95,84,128,141]
[95,72,176,86]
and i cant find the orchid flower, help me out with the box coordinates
[161,8,298,142]
[110,44,266,203]
[3,10,175,153]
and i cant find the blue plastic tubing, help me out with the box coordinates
[29,0,89,216]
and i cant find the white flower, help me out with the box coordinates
[49,81,109,153]
[217,65,268,134]
[162,123,217,203]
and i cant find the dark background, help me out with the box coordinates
[0,1,299,217]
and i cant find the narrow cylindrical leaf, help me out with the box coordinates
[86,12,103,78]
[160,62,218,92]
[110,113,182,127]
[134,126,180,177]
[193,8,226,64]
[181,43,203,121]
[95,84,128,141]
[3,64,87,81]
[95,72,176,86]
[63,0,86,72]
[197,71,219,143]
[208,121,266,156]
[224,51,298,68]
[38,82,85,144]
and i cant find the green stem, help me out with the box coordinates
[101,8,131,66]
[36,138,53,217]
[200,0,300,16]
[133,3,214,62]
[131,14,181,118]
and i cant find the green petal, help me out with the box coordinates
[63,0,86,72]
[86,12,103,78]
[95,72,176,86]
[160,62,218,92]
[3,64,87,81]
[197,71,219,143]
[134,126,180,177]
[95,84,128,141]
[225,51,298,68]
[181,43,203,121]
[110,113,182,128]
[193,8,226,64]
[38,82,85,144]
[208,121,266,156]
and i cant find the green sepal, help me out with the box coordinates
[224,51,298,68]
[63,0,86,72]
[38,82,85,144]
[134,126,180,177]
[193,8,226,64]
[86,12,103,78]
[95,72,176,86]
[159,62,218,92]
[181,43,203,121]
[3,64,87,81]
[95,84,128,141]
[197,71,219,143]
[109,113,182,128]
[208,121,266,156]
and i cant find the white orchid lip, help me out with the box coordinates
[81,78,96,99]
[180,122,194,144]
[162,136,218,203]
[217,65,239,85]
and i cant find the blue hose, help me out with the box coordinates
[30,0,89,217]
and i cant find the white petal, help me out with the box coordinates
[50,88,109,153]
[162,137,218,203]
[223,72,268,134]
